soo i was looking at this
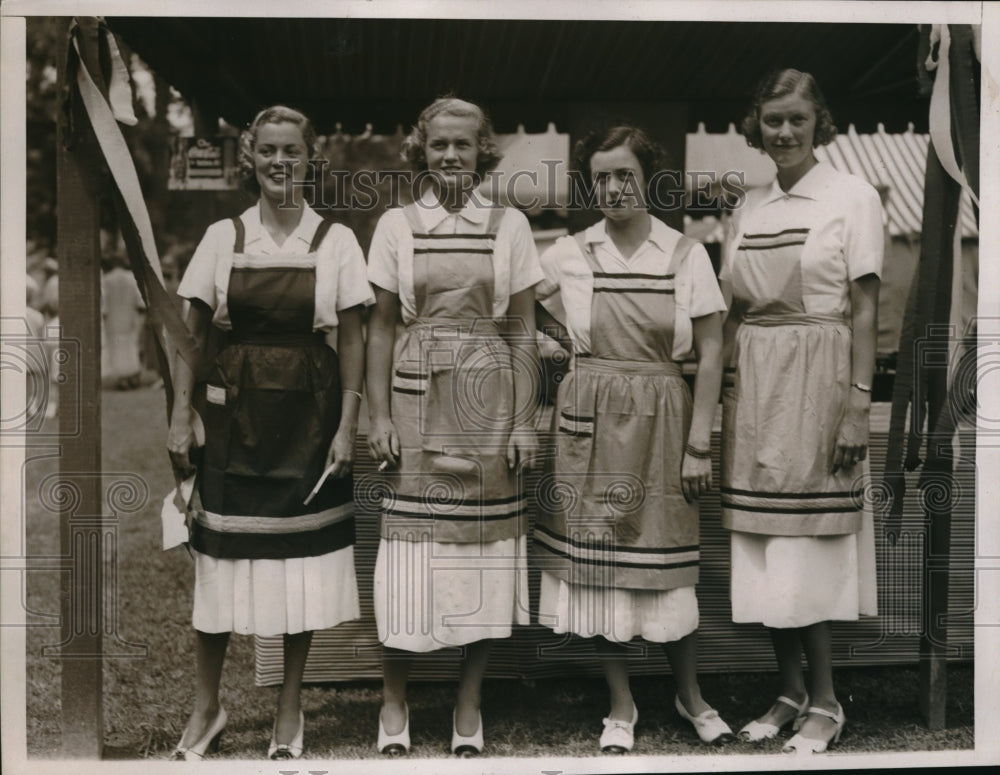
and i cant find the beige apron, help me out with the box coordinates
[721,225,863,537]
[534,232,701,591]
[379,204,525,544]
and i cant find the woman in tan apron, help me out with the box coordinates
[534,126,732,752]
[167,106,372,760]
[366,97,543,757]
[721,70,882,754]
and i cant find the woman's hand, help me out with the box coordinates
[368,414,400,468]
[681,452,712,503]
[167,414,196,480]
[831,390,871,474]
[325,426,356,478]
[507,426,538,472]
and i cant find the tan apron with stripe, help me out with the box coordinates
[534,232,701,591]
[721,225,863,537]
[379,204,525,544]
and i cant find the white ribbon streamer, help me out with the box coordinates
[926,24,979,208]
[72,35,165,285]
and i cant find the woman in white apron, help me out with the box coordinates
[366,97,543,757]
[720,70,882,753]
[534,126,732,752]
[167,106,372,760]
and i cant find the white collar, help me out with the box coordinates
[240,202,322,251]
[761,159,834,205]
[416,187,493,231]
[583,215,674,252]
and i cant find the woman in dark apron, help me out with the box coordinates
[366,97,543,757]
[534,126,732,752]
[721,70,881,754]
[167,106,373,760]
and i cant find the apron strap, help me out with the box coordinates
[573,231,602,274]
[668,234,698,276]
[485,205,505,235]
[308,217,334,252]
[231,216,245,254]
[402,203,424,235]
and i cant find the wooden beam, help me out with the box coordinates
[56,16,105,758]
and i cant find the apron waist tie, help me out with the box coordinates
[743,313,848,327]
[406,317,501,337]
[227,331,326,346]
[574,355,682,376]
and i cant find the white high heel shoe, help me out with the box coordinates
[268,710,304,760]
[599,703,638,753]
[451,709,484,756]
[738,694,810,742]
[782,703,845,754]
[674,696,735,745]
[169,706,227,761]
[377,703,410,756]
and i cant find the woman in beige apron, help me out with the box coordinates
[721,70,882,754]
[534,126,732,752]
[366,97,543,757]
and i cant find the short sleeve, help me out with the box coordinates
[717,209,743,284]
[686,243,727,318]
[366,210,402,293]
[502,209,544,296]
[845,183,885,281]
[331,226,375,311]
[535,239,565,303]
[177,219,233,310]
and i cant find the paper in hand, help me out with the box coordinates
[161,474,196,550]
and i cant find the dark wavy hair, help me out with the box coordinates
[740,69,837,150]
[399,96,502,178]
[572,125,668,201]
[238,105,319,196]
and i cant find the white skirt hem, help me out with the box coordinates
[192,545,361,637]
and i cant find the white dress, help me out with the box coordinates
[534,217,726,643]
[177,204,374,636]
[367,191,543,651]
[720,162,881,627]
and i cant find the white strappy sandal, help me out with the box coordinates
[782,703,845,754]
[737,694,810,742]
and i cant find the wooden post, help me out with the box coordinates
[55,16,105,758]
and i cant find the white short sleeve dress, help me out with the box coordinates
[720,162,882,628]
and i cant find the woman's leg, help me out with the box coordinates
[752,627,808,727]
[179,630,229,745]
[662,631,710,716]
[380,645,412,735]
[455,639,491,735]
[594,636,634,720]
[273,631,313,743]
[797,621,841,738]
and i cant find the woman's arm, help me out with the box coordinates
[324,305,365,477]
[366,286,402,466]
[535,301,572,354]
[832,272,879,473]
[502,287,541,470]
[681,311,724,503]
[166,299,212,478]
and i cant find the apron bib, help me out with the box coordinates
[190,216,356,559]
[721,226,863,537]
[380,204,524,544]
[534,232,701,592]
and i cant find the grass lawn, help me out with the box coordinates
[22,385,974,760]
